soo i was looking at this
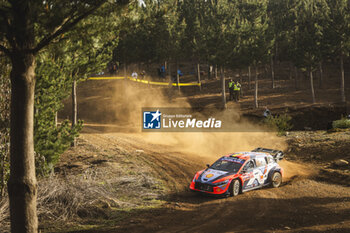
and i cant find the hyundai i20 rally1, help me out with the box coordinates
[189,148,284,196]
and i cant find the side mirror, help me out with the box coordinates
[206,164,210,168]
[241,168,247,173]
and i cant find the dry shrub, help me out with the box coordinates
[0,166,161,231]
[0,196,9,230]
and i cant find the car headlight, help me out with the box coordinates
[214,179,229,186]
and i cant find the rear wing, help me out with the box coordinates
[252,147,284,161]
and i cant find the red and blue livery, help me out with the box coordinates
[190,148,284,196]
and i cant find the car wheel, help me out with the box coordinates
[271,172,282,188]
[230,179,241,196]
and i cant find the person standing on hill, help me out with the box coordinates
[160,65,165,78]
[177,69,183,77]
[140,70,146,79]
[131,71,138,79]
[236,81,241,101]
[263,106,271,118]
[229,79,234,101]
[233,81,239,102]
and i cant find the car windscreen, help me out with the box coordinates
[210,159,243,172]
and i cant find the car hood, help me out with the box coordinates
[199,168,230,183]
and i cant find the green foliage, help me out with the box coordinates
[115,0,175,63]
[282,0,329,71]
[60,6,120,79]
[0,0,125,180]
[114,0,273,68]
[323,0,350,58]
[34,119,83,176]
[332,118,350,129]
[33,8,118,175]
[34,56,83,176]
[235,0,271,66]
[264,114,293,136]
[110,0,350,80]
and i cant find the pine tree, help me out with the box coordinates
[324,0,350,102]
[287,0,328,103]
[0,1,128,232]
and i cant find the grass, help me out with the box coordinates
[332,117,350,129]
[47,203,166,233]
[263,114,293,136]
[0,153,167,233]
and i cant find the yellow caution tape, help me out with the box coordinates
[89,76,125,80]
[127,77,149,84]
[88,76,201,87]
[172,82,201,87]
[149,81,170,86]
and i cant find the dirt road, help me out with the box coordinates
[77,131,350,233]
[58,79,350,232]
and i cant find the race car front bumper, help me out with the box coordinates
[189,180,230,195]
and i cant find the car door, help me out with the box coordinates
[254,156,268,185]
[241,160,257,190]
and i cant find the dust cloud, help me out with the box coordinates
[74,80,315,180]
[110,82,287,161]
[279,160,317,180]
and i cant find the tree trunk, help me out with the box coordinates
[55,112,58,128]
[207,63,211,80]
[215,65,218,80]
[239,69,243,97]
[220,66,226,109]
[254,65,259,108]
[71,80,77,147]
[340,54,346,102]
[168,62,171,83]
[8,52,38,233]
[0,151,4,196]
[294,66,298,90]
[248,66,251,90]
[197,63,201,91]
[176,62,180,92]
[289,62,293,80]
[319,62,323,88]
[310,69,316,104]
[271,57,275,89]
[123,62,127,86]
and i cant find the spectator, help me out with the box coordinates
[236,81,241,100]
[233,81,239,102]
[228,79,234,101]
[158,65,166,78]
[263,106,271,118]
[140,70,146,79]
[131,71,138,79]
[160,65,166,78]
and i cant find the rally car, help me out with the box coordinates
[189,148,284,197]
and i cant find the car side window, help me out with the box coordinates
[255,157,267,167]
[266,156,274,164]
[243,160,255,171]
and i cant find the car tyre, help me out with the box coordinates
[271,172,282,188]
[230,179,241,196]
